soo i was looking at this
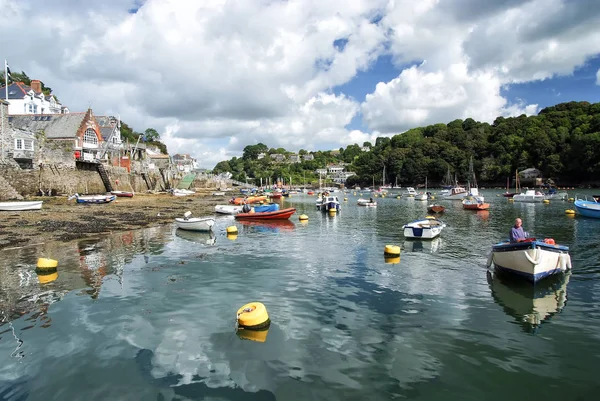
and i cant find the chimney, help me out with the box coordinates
[30,79,42,93]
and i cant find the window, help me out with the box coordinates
[84,129,98,145]
[15,139,34,151]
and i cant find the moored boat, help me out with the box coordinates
[357,198,377,207]
[214,204,243,215]
[487,239,571,283]
[111,190,134,198]
[402,217,445,239]
[513,190,544,203]
[462,195,490,210]
[174,211,215,232]
[68,194,116,204]
[574,198,600,218]
[442,185,468,200]
[427,204,445,213]
[0,201,43,211]
[316,195,341,212]
[229,196,267,205]
[235,207,296,220]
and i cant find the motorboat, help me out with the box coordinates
[214,204,243,215]
[68,193,116,204]
[235,207,297,221]
[441,185,468,200]
[403,187,418,197]
[462,195,489,210]
[357,198,377,207]
[316,195,341,212]
[574,198,600,218]
[542,188,568,200]
[0,201,43,211]
[402,217,445,239]
[243,203,279,213]
[513,190,544,203]
[174,211,215,232]
[487,239,571,283]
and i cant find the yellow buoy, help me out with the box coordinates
[565,209,575,215]
[299,214,308,221]
[37,271,58,284]
[226,226,238,234]
[384,245,400,257]
[430,196,435,200]
[568,198,574,202]
[384,256,400,264]
[227,233,238,241]
[508,198,514,202]
[425,215,436,219]
[543,199,550,204]
[237,327,269,342]
[344,198,348,201]
[36,258,58,271]
[397,195,401,199]
[237,302,270,330]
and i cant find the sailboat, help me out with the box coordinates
[441,166,453,189]
[415,177,428,201]
[462,158,489,210]
[503,171,519,198]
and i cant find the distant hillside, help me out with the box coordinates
[213,101,600,187]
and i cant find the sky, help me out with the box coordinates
[1,0,599,168]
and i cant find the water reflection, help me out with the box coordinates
[238,219,296,233]
[403,238,441,253]
[488,270,569,333]
[175,229,216,245]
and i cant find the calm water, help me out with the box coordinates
[1,190,599,401]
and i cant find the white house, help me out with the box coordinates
[328,165,344,174]
[1,81,68,115]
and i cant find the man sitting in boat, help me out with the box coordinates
[509,218,529,242]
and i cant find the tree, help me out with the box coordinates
[144,128,160,142]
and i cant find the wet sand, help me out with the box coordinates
[0,190,229,250]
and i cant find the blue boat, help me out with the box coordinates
[252,204,280,213]
[68,193,116,204]
[574,198,600,218]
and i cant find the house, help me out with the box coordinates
[316,168,327,175]
[519,168,541,179]
[270,153,285,162]
[8,108,105,165]
[302,153,314,161]
[361,146,370,152]
[288,154,300,163]
[95,116,122,149]
[172,153,197,172]
[1,98,38,168]
[257,152,266,160]
[0,81,68,115]
[146,148,170,170]
[328,165,344,174]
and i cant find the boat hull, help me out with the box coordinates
[75,195,116,204]
[111,191,134,198]
[0,201,43,211]
[357,199,377,207]
[427,205,445,213]
[230,196,267,205]
[175,217,215,231]
[574,199,600,218]
[402,219,445,239]
[490,241,571,283]
[214,205,243,215]
[463,202,490,210]
[235,208,296,220]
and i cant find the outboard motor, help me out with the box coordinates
[242,204,251,213]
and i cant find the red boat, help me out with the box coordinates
[427,204,445,213]
[235,208,296,220]
[502,192,518,198]
[111,191,134,198]
[463,202,490,210]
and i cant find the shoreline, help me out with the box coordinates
[0,191,226,251]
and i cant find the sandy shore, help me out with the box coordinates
[0,190,228,250]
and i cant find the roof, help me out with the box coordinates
[95,116,117,127]
[8,113,86,138]
[99,126,114,141]
[0,82,40,100]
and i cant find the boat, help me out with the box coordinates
[574,198,600,218]
[111,190,134,198]
[403,187,418,197]
[542,187,568,200]
[175,229,216,245]
[487,238,571,283]
[427,204,445,213]
[357,198,377,207]
[316,195,341,212]
[462,195,490,210]
[503,173,519,198]
[270,189,283,199]
[171,189,195,197]
[243,203,280,213]
[402,217,446,239]
[441,166,453,190]
[513,189,545,203]
[214,204,243,215]
[174,211,215,232]
[68,193,116,204]
[0,201,43,211]
[211,191,226,196]
[229,196,267,205]
[235,207,296,221]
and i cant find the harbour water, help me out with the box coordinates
[1,190,599,400]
